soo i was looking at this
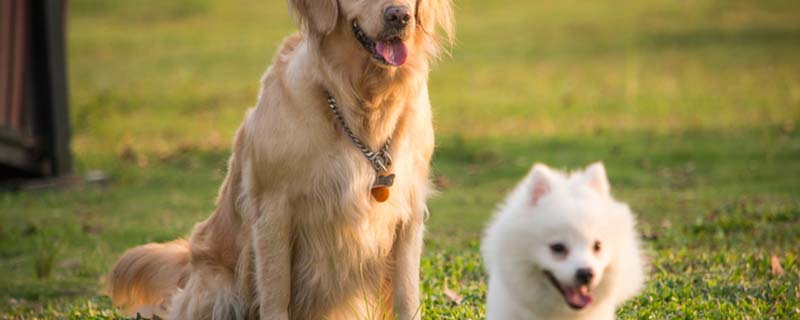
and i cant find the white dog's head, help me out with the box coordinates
[484,162,645,315]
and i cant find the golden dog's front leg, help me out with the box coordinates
[251,196,292,320]
[391,215,424,320]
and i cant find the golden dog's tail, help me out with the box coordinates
[107,239,190,318]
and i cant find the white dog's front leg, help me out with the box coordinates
[252,196,291,320]
[391,215,424,320]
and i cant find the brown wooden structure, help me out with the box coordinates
[0,0,71,180]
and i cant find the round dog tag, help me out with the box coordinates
[371,186,390,202]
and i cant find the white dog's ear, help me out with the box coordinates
[583,162,610,195]
[529,164,553,205]
[290,0,339,35]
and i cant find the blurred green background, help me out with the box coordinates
[1,0,799,318]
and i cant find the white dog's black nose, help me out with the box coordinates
[384,5,411,30]
[575,268,594,285]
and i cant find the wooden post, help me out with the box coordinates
[0,0,71,181]
[37,0,72,176]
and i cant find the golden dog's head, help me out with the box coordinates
[290,0,453,67]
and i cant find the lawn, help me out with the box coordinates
[1,0,799,318]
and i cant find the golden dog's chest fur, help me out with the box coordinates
[235,36,432,318]
[207,37,431,319]
[108,0,453,318]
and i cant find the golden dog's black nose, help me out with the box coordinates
[384,5,411,30]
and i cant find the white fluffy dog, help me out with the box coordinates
[482,162,646,320]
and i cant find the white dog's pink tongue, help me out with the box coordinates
[375,41,407,66]
[564,287,593,309]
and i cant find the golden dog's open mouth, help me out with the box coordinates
[543,270,593,310]
[352,20,408,66]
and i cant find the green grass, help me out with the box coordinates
[2,0,800,318]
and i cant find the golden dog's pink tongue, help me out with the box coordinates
[375,41,407,66]
[564,287,593,309]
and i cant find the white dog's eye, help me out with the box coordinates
[549,243,568,255]
[593,240,602,253]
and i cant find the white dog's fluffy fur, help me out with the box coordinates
[482,163,646,320]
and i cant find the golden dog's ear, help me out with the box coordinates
[290,0,339,35]
[415,0,455,56]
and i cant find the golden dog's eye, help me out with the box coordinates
[549,243,568,255]
[593,240,602,253]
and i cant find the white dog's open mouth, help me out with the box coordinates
[352,20,408,66]
[544,271,593,310]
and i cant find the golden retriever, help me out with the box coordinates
[107,0,453,319]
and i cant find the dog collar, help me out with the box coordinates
[324,90,395,202]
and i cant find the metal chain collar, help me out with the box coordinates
[324,90,393,174]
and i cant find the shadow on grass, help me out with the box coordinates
[640,27,800,49]
[0,125,797,316]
